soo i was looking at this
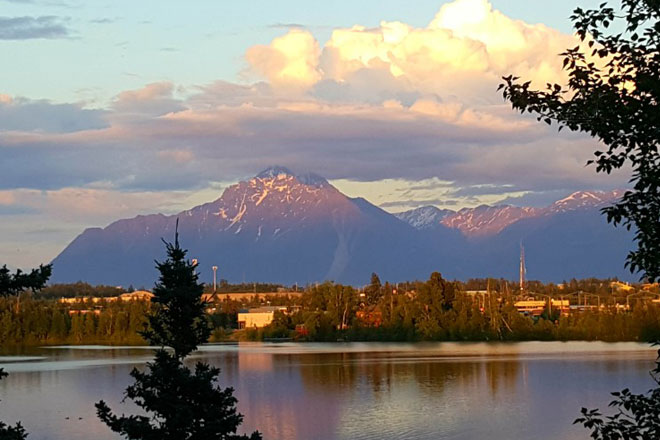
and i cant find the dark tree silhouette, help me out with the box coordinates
[500,0,660,281]
[0,264,52,297]
[96,225,261,440]
[0,369,28,440]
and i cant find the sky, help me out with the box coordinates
[1,0,629,269]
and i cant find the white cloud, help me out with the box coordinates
[246,29,321,91]
[246,0,576,104]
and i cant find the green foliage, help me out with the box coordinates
[0,264,51,297]
[364,273,382,306]
[258,273,660,343]
[142,236,209,359]
[302,282,358,330]
[0,297,147,346]
[95,225,261,440]
[207,281,285,294]
[0,369,27,440]
[500,0,660,281]
[576,346,660,439]
[38,282,123,300]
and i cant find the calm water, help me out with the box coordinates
[0,342,657,440]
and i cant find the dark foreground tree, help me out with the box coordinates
[500,0,660,281]
[96,226,261,440]
[0,264,52,297]
[0,369,27,440]
[576,346,660,439]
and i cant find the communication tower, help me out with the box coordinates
[519,243,526,294]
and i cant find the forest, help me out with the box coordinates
[2,273,660,346]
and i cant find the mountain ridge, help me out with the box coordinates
[51,169,633,285]
[396,189,624,237]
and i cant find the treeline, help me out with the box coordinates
[37,282,124,299]
[248,273,660,343]
[204,280,286,293]
[457,277,657,296]
[5,274,660,346]
[0,296,148,345]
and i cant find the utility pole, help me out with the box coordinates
[212,266,218,293]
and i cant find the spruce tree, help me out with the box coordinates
[96,225,261,440]
[0,264,52,297]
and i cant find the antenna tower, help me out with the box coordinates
[519,243,526,294]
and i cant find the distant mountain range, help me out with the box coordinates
[51,167,634,286]
[396,190,625,237]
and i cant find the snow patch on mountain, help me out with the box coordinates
[394,206,454,230]
[550,190,623,213]
[397,190,624,237]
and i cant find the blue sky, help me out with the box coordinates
[0,0,626,268]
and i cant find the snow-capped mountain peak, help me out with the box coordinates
[550,190,623,213]
[394,206,455,230]
[396,189,624,237]
[184,167,353,240]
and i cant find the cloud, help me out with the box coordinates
[0,16,70,39]
[268,23,306,30]
[0,96,107,132]
[157,149,194,164]
[90,17,118,24]
[246,0,575,104]
[0,187,202,221]
[246,29,321,90]
[0,0,628,206]
[112,82,185,116]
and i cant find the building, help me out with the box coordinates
[119,290,154,302]
[59,290,154,304]
[611,281,635,292]
[237,306,288,329]
[514,299,570,317]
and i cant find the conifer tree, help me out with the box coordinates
[0,264,52,297]
[96,225,261,440]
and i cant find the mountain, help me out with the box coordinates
[393,206,454,230]
[52,167,452,286]
[441,205,542,237]
[396,190,623,238]
[548,190,625,213]
[52,170,634,286]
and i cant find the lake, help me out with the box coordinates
[0,342,657,440]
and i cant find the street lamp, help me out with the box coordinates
[212,266,218,293]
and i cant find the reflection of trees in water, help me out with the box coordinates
[218,349,654,440]
[296,352,359,390]
[480,361,520,398]
[294,352,521,400]
[407,359,520,400]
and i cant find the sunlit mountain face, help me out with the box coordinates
[396,190,624,237]
[51,168,633,286]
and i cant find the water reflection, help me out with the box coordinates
[0,342,656,440]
